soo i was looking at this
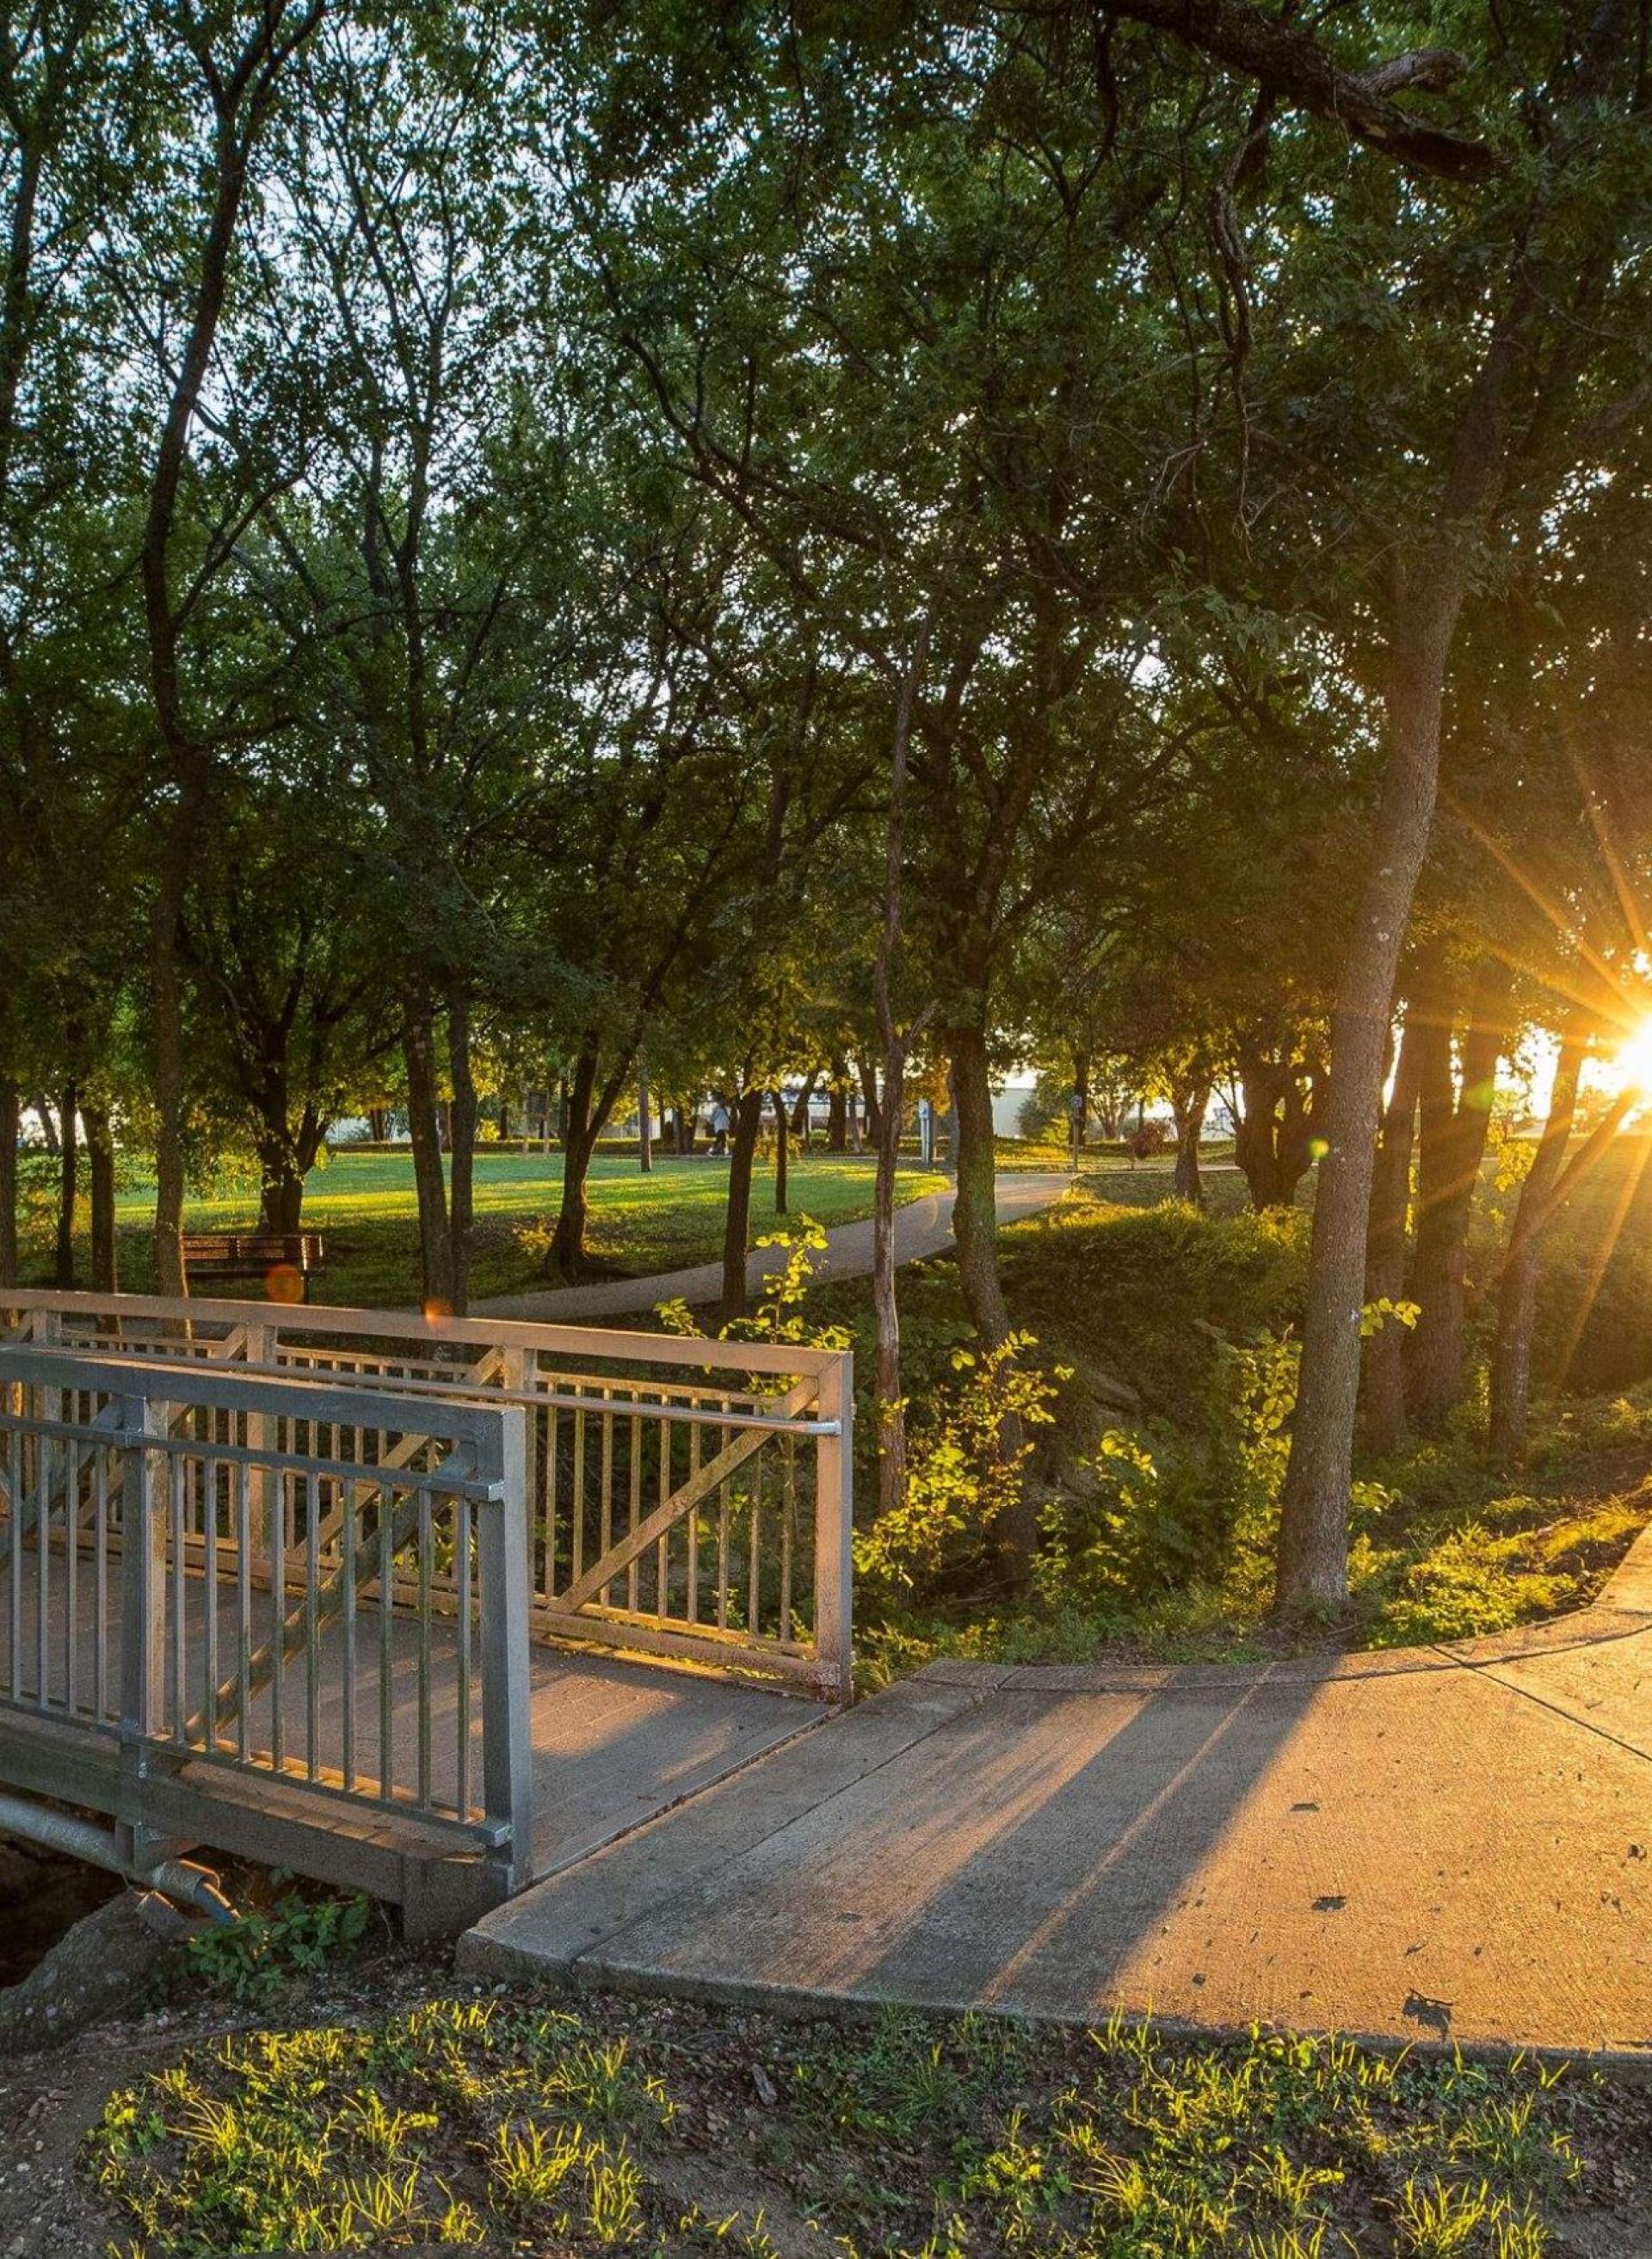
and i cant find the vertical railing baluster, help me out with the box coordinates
[456,1495,472,1818]
[202,1455,219,1750]
[416,1484,432,1808]
[749,1443,761,1636]
[546,1398,559,1601]
[780,1434,795,1642]
[687,1419,700,1624]
[341,1481,356,1793]
[627,1412,641,1612]
[34,1412,49,1707]
[64,1435,81,1715]
[717,1398,731,1633]
[235,1460,251,1762]
[94,1449,109,1720]
[268,1459,286,1775]
[656,1413,670,1616]
[170,1454,186,1746]
[570,1398,585,1592]
[378,1485,394,1802]
[305,1468,321,1779]
[598,1388,613,1606]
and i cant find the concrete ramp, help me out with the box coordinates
[461,1577,1652,2055]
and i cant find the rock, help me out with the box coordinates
[0,1892,167,2055]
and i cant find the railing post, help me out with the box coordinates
[478,1402,534,1894]
[118,1393,168,1780]
[812,1350,854,1704]
[244,1323,276,1557]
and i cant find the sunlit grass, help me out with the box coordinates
[83,1998,1606,2256]
[87,1151,946,1308]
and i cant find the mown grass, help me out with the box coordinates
[84,1991,1628,2256]
[67,1151,946,1309]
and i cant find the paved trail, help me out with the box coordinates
[473,1171,1072,1324]
[464,1534,1652,2056]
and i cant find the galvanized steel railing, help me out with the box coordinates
[0,1292,854,1700]
[0,1343,534,1886]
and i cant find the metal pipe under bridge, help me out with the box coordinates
[0,1291,854,1934]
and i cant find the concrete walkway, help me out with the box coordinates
[461,1534,1652,2055]
[473,1171,1072,1324]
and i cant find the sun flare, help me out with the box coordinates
[1610,1020,1652,1098]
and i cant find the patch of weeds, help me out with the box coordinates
[184,1890,372,2005]
[83,1996,1624,2256]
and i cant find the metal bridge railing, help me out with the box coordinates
[0,1344,535,1891]
[0,1292,854,1700]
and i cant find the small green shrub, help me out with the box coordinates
[185,1891,371,2005]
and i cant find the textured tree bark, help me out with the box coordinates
[0,1078,17,1287]
[548,1041,601,1278]
[1274,574,1481,1612]
[404,1015,454,1314]
[873,632,927,1523]
[1406,957,1513,1429]
[1362,1003,1423,1455]
[83,1100,117,1294]
[826,1056,848,1152]
[948,1024,1011,1349]
[53,1083,77,1290]
[720,1086,766,1318]
[772,1089,788,1214]
[1171,1082,1211,1204]
[858,1055,883,1146]
[789,1071,817,1144]
[1489,1032,1584,1463]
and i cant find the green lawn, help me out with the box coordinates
[92,1148,946,1308]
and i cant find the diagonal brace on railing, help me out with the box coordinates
[302,1347,504,1554]
[556,1373,820,1613]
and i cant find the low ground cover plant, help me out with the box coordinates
[84,1992,1634,2256]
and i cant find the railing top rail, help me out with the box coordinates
[0,1287,846,1380]
[0,1341,509,1452]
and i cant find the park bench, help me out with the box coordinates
[181,1231,326,1295]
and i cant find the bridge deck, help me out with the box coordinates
[0,1552,824,1930]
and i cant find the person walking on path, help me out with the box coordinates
[708,1100,730,1157]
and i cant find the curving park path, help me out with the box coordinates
[462,1532,1652,2058]
[472,1171,1073,1324]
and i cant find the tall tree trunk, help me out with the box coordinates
[83,1100,117,1293]
[772,1089,788,1214]
[1489,1032,1585,1462]
[720,1087,766,1319]
[1275,574,1490,1612]
[0,1077,17,1287]
[548,1042,601,1277]
[1362,1003,1424,1455]
[1171,1083,1211,1204]
[33,1096,59,1156]
[948,1025,1010,1349]
[404,1015,453,1314]
[256,1137,307,1236]
[53,1083,77,1289]
[858,1055,883,1146]
[873,632,927,1522]
[1405,958,1513,1429]
[447,991,477,1318]
[789,1071,818,1144]
[1072,1053,1091,1153]
[637,1071,652,1174]
[826,1057,848,1152]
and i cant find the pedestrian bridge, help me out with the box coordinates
[0,1291,852,1931]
